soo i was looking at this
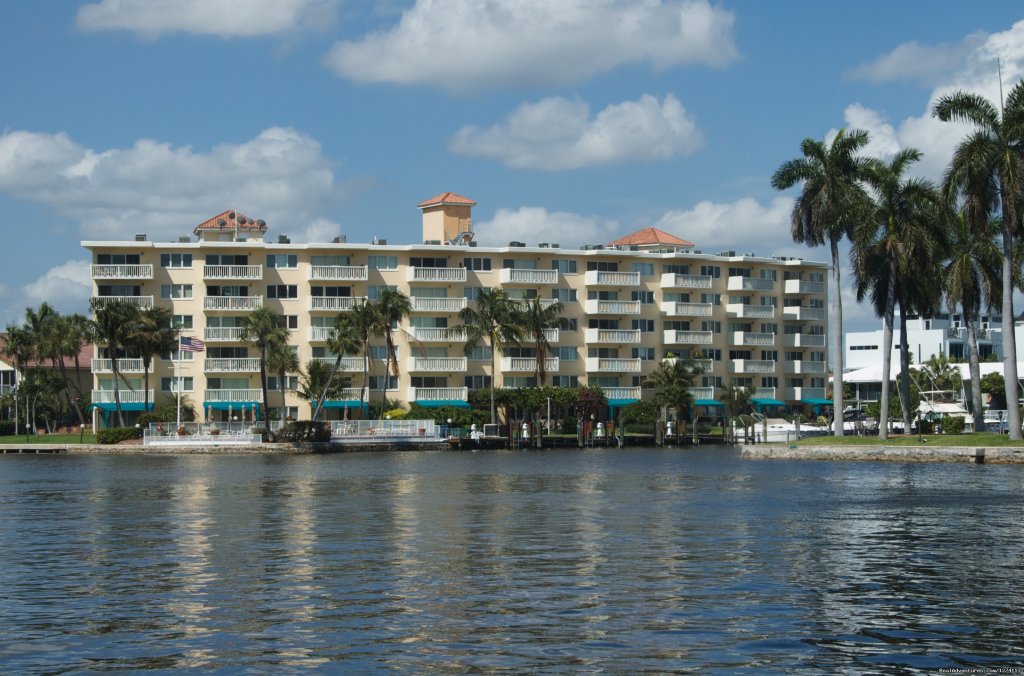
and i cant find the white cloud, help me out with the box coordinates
[76,0,338,38]
[0,127,335,241]
[22,260,92,315]
[474,207,619,248]
[325,0,738,90]
[294,217,343,243]
[450,94,702,170]
[845,34,985,86]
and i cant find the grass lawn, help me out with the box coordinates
[797,432,1024,447]
[0,433,98,445]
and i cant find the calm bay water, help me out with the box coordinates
[1,448,1023,673]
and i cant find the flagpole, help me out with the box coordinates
[176,338,182,429]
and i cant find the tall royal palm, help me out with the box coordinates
[368,289,411,416]
[771,128,873,435]
[240,308,289,434]
[852,149,940,439]
[89,298,141,428]
[129,306,178,415]
[459,289,524,425]
[265,340,299,422]
[520,297,563,386]
[934,81,1024,438]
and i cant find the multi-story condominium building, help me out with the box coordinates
[82,193,830,427]
[845,313,1002,371]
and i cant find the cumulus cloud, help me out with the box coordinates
[845,34,985,86]
[76,0,338,38]
[473,207,620,248]
[325,0,738,90]
[450,94,702,170]
[22,260,92,315]
[0,127,335,241]
[294,217,343,243]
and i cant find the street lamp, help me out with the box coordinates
[80,423,85,444]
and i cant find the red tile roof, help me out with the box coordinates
[0,334,93,370]
[417,192,476,208]
[193,209,268,233]
[608,227,694,248]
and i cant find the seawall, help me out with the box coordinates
[742,444,1024,464]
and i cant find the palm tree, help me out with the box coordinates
[265,340,300,422]
[644,356,704,427]
[312,310,364,422]
[89,298,141,428]
[519,296,563,385]
[129,306,178,415]
[299,359,350,413]
[54,313,92,425]
[24,303,68,418]
[771,128,873,436]
[2,324,35,434]
[367,289,411,416]
[852,149,940,438]
[934,81,1024,438]
[459,288,524,424]
[240,307,289,434]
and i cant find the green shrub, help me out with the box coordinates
[384,407,408,420]
[0,420,15,435]
[96,426,143,444]
[560,415,578,435]
[940,415,965,434]
[137,413,164,427]
[273,421,331,443]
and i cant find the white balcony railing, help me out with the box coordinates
[309,296,365,312]
[790,360,826,374]
[661,273,713,289]
[663,330,714,345]
[782,306,826,321]
[584,270,641,286]
[91,358,145,373]
[584,357,642,373]
[584,299,642,315]
[93,295,155,309]
[204,296,263,311]
[407,267,467,283]
[730,331,776,346]
[409,357,468,372]
[309,265,368,281]
[204,389,263,403]
[602,387,641,401]
[204,327,245,342]
[782,333,826,348]
[310,356,367,371]
[204,358,261,372]
[410,327,467,343]
[660,301,713,317]
[727,304,776,319]
[513,298,560,310]
[726,276,775,292]
[543,328,560,343]
[203,265,263,280]
[411,297,468,313]
[752,387,777,400]
[785,387,827,401]
[499,268,558,285]
[91,389,154,404]
[91,264,153,279]
[689,387,715,400]
[784,279,825,295]
[501,357,559,373]
[729,359,777,374]
[409,387,468,402]
[584,328,641,344]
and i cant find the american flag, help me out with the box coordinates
[180,336,206,352]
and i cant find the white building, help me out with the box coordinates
[844,313,1002,371]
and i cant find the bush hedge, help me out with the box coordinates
[0,420,15,435]
[273,421,331,443]
[97,426,144,444]
[940,415,966,434]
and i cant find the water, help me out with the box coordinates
[1,448,1023,673]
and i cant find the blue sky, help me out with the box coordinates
[1,0,1022,331]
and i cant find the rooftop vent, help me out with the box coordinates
[538,242,549,248]
[278,235,290,244]
[509,241,525,247]
[424,239,442,245]
[332,235,346,244]
[178,236,191,243]
[718,250,736,257]
[372,237,387,245]
[134,234,147,241]
[469,241,478,247]
[550,243,560,248]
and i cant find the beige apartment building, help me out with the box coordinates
[82,192,830,427]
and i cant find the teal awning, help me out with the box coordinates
[204,401,261,411]
[322,400,369,409]
[801,398,834,406]
[89,402,152,412]
[752,397,787,408]
[416,400,471,408]
[608,398,640,407]
[694,399,725,407]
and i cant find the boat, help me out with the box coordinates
[752,417,829,443]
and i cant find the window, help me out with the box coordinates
[551,288,577,303]
[588,290,618,300]
[811,377,826,388]
[171,315,193,330]
[161,376,193,392]
[785,351,803,361]
[761,323,778,334]
[160,284,193,299]
[761,350,778,361]
[700,293,721,306]
[463,257,492,271]
[663,264,689,274]
[206,254,248,265]
[466,346,492,361]
[729,350,753,360]
[555,346,577,361]
[502,258,537,270]
[267,285,298,299]
[410,257,447,268]
[762,376,779,388]
[268,376,299,390]
[411,376,447,388]
[786,377,804,387]
[631,319,655,333]
[809,272,824,283]
[98,284,141,297]
[558,317,578,331]
[369,375,398,390]
[731,377,753,388]
[367,255,397,270]
[370,345,400,360]
[465,287,485,302]
[760,269,777,281]
[266,254,298,269]
[367,285,397,300]
[698,348,722,361]
[97,253,141,265]
[589,376,619,387]
[699,265,721,278]
[630,262,654,277]
[761,296,777,307]
[701,320,721,334]
[158,253,192,268]
[551,375,579,388]
[586,261,618,271]
[164,350,194,361]
[632,347,656,360]
[505,376,537,388]
[702,375,723,388]
[631,291,655,304]
[728,267,751,278]
[311,286,352,297]
[810,351,826,362]
[269,406,299,421]
[589,318,619,329]
[311,255,350,266]
[849,344,877,351]
[664,320,691,331]
[588,347,619,358]
[209,346,248,358]
[207,285,248,297]
[664,292,689,303]
[465,375,491,389]
[283,315,298,330]
[551,259,577,274]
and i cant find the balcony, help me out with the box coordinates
[689,387,716,401]
[309,296,366,312]
[204,296,263,311]
[309,265,368,281]
[752,387,777,400]
[204,327,245,342]
[411,297,468,313]
[92,389,154,404]
[409,386,468,403]
[407,267,467,283]
[499,268,558,285]
[727,304,776,319]
[584,328,641,344]
[91,264,153,279]
[663,357,714,373]
[584,270,640,287]
[726,276,775,292]
[501,357,559,373]
[663,330,713,345]
[730,331,776,346]
[513,298,560,310]
[92,295,155,309]
[729,359,776,374]
[203,265,263,280]
[204,388,263,403]
[585,357,642,373]
[91,358,145,373]
[784,387,827,401]
[783,306,826,321]
[584,299,641,315]
[603,386,641,401]
[543,328,559,343]
[782,333,825,348]
[661,301,713,317]
[409,357,468,373]
[310,356,367,371]
[661,273,713,290]
[784,279,825,295]
[410,327,466,343]
[204,358,261,373]
[789,360,826,374]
